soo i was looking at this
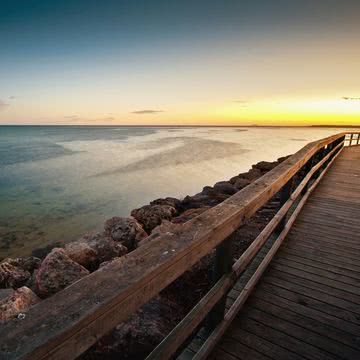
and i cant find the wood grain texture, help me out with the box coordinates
[213,146,360,360]
[0,134,347,360]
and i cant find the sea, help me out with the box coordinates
[0,125,356,258]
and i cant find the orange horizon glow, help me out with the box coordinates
[1,2,359,127]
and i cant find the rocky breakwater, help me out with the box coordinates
[0,155,290,359]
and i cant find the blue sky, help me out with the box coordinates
[0,0,359,125]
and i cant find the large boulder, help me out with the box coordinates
[150,220,179,235]
[0,257,41,289]
[131,205,177,233]
[234,178,251,190]
[0,261,30,289]
[179,191,228,211]
[0,286,40,322]
[252,160,278,172]
[4,257,41,273]
[31,242,62,259]
[150,197,181,210]
[35,248,89,298]
[229,175,240,184]
[82,297,174,359]
[172,207,211,224]
[238,168,262,181]
[278,155,291,163]
[104,217,148,250]
[64,241,97,270]
[0,288,14,301]
[213,181,238,195]
[65,233,128,271]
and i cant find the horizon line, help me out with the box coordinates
[1,124,360,128]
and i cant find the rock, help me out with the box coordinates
[64,241,97,270]
[104,217,148,250]
[82,297,174,359]
[238,168,262,181]
[150,220,179,235]
[131,205,177,233]
[172,207,211,224]
[0,256,41,290]
[0,286,39,322]
[150,197,181,210]
[234,178,251,190]
[99,256,126,269]
[35,248,89,298]
[252,160,278,172]
[31,242,63,259]
[201,186,214,194]
[229,175,240,184]
[5,257,41,273]
[65,233,128,271]
[0,288,14,301]
[179,191,228,211]
[0,261,30,289]
[137,221,184,248]
[278,155,291,163]
[213,181,238,195]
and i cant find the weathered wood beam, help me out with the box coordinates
[0,133,346,360]
[144,141,343,360]
[192,143,344,360]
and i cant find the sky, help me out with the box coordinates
[0,0,359,126]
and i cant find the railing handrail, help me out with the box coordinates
[0,132,356,360]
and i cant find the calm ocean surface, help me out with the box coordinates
[0,126,354,258]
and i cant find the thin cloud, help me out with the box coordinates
[233,99,251,108]
[342,97,360,101]
[63,115,115,122]
[131,109,164,114]
[8,96,16,99]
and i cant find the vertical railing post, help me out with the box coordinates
[275,178,293,234]
[327,142,334,152]
[301,155,313,195]
[312,146,325,180]
[206,237,233,333]
[339,135,346,148]
[349,133,354,146]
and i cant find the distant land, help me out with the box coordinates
[1,124,360,128]
[311,125,360,128]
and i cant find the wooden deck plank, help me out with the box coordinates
[253,282,360,335]
[275,251,360,281]
[289,228,360,246]
[281,243,360,271]
[269,262,360,298]
[260,274,360,323]
[248,298,360,358]
[230,313,338,360]
[215,337,273,360]
[283,241,360,264]
[251,289,360,348]
[212,146,360,360]
[221,328,304,360]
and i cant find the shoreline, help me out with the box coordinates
[2,124,359,128]
[0,153,291,358]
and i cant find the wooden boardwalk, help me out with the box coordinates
[213,146,360,360]
[2,133,358,360]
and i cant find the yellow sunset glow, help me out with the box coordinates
[212,97,360,126]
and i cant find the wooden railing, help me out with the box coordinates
[0,132,359,360]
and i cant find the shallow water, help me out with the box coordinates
[0,126,354,258]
